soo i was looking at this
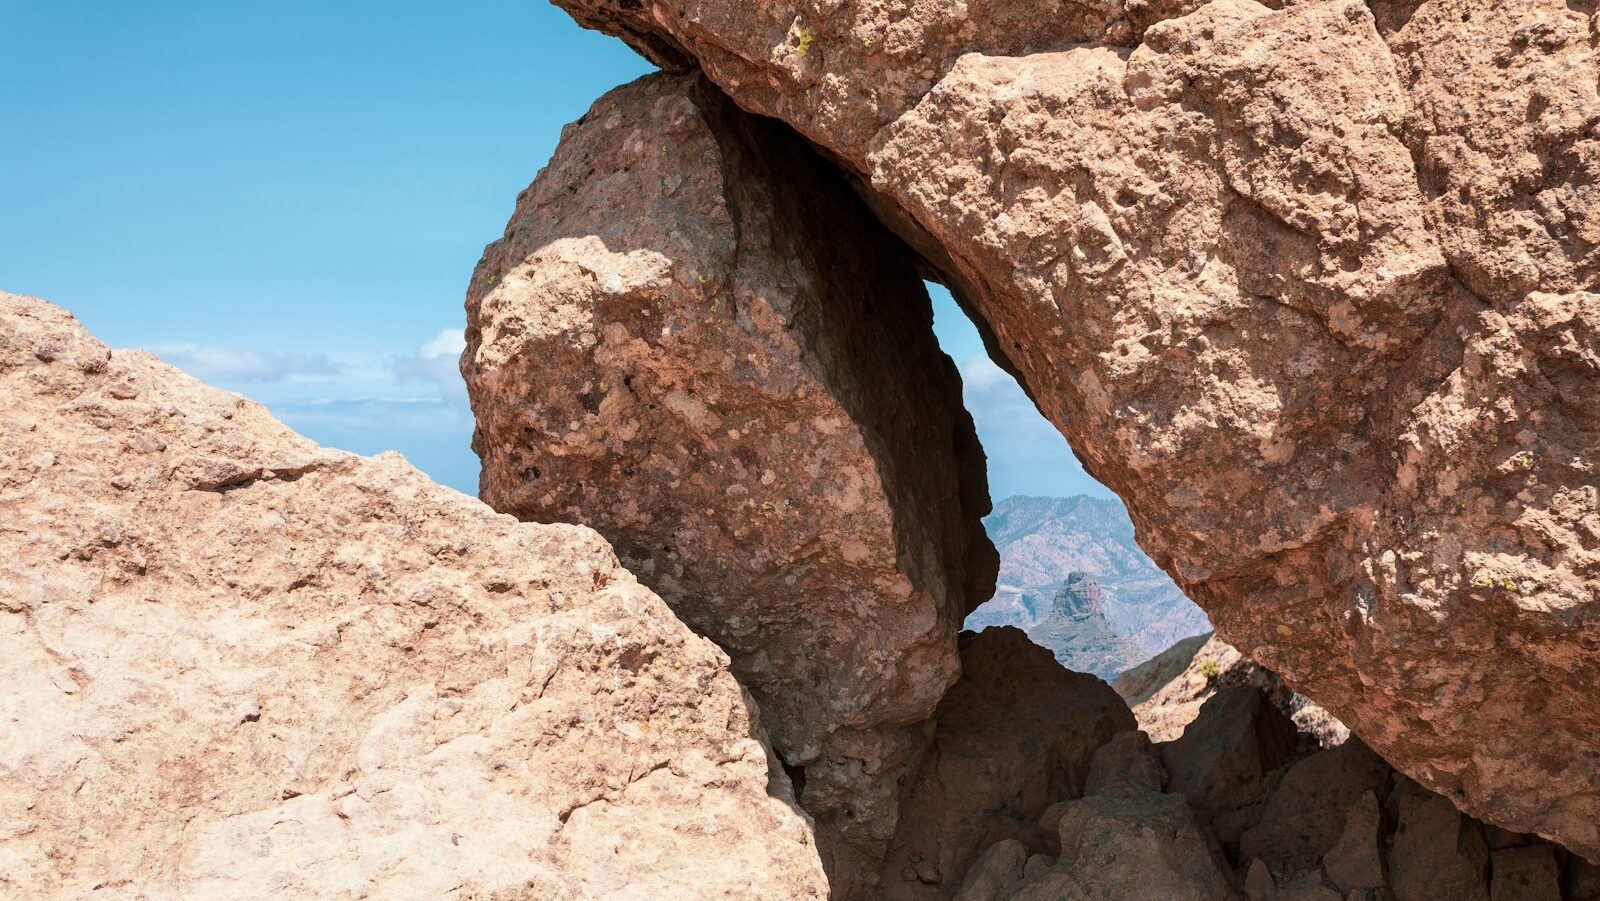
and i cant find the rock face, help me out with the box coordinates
[880,627,1133,899]
[1023,574,1147,679]
[1116,632,1349,747]
[961,686,1587,901]
[462,72,996,894]
[968,495,1209,653]
[0,293,828,899]
[550,0,1600,854]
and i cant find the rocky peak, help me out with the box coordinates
[1052,572,1105,620]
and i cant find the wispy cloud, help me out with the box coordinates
[152,343,341,383]
[392,327,468,403]
[958,355,1107,499]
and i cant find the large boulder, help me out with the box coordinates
[462,72,996,894]
[549,0,1600,854]
[0,294,828,899]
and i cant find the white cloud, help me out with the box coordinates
[956,354,1107,500]
[420,327,466,359]
[152,343,340,383]
[392,325,469,403]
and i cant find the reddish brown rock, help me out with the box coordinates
[0,293,828,898]
[879,627,1134,899]
[550,0,1600,854]
[462,72,996,894]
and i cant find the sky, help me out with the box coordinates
[0,0,1110,502]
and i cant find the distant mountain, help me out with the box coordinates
[966,495,1211,662]
[1024,573,1147,680]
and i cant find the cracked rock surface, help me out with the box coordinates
[551,0,1600,855]
[0,293,828,899]
[463,72,997,895]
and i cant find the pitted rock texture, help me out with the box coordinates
[463,72,996,893]
[552,0,1600,853]
[0,294,828,900]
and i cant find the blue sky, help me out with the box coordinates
[0,0,1109,501]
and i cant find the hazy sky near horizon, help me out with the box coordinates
[1,1,1111,501]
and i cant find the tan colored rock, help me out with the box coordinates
[463,71,997,894]
[880,627,1134,899]
[1117,632,1349,747]
[0,293,828,899]
[552,0,1600,854]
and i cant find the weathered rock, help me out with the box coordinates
[952,840,1028,901]
[1114,632,1215,710]
[1116,632,1348,746]
[1024,573,1147,679]
[1320,791,1387,897]
[1390,791,1491,901]
[552,0,1600,853]
[1244,859,1276,901]
[462,71,997,893]
[1083,729,1166,799]
[880,627,1134,899]
[0,294,828,899]
[1160,686,1297,845]
[1489,845,1561,901]
[1238,740,1392,881]
[1008,790,1240,900]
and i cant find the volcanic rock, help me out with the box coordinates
[1116,632,1349,747]
[1390,788,1491,901]
[968,495,1209,652]
[1009,790,1240,900]
[1023,573,1147,679]
[1160,685,1297,846]
[0,293,828,898]
[1237,740,1393,882]
[879,627,1133,899]
[462,71,996,894]
[550,0,1600,853]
